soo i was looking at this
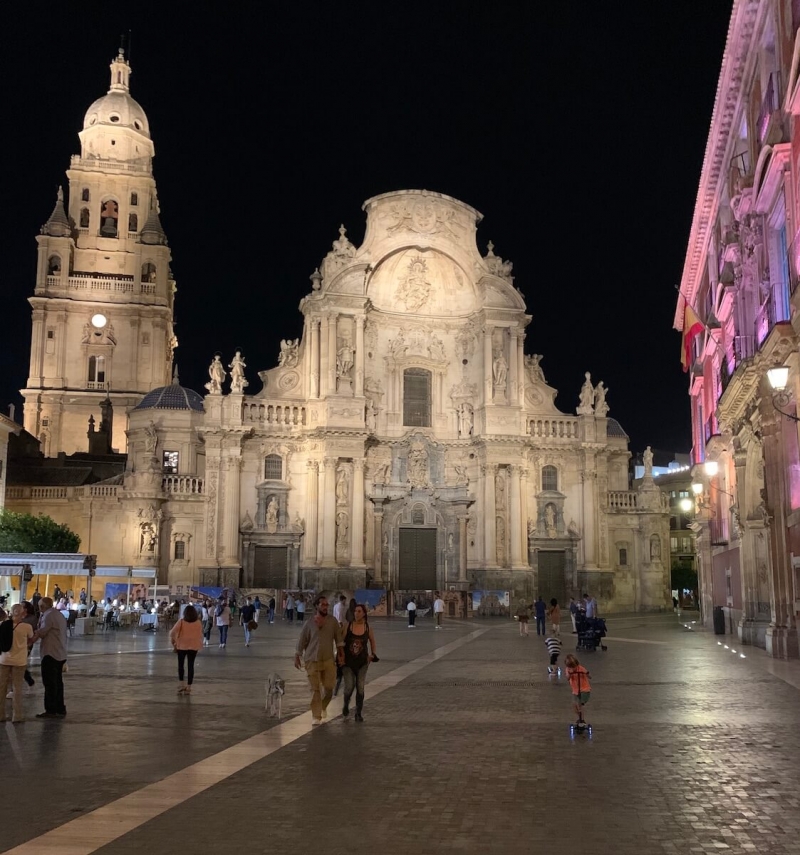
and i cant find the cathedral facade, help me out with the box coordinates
[9,51,670,611]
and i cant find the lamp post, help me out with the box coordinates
[767,365,800,423]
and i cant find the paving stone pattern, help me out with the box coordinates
[3,615,800,854]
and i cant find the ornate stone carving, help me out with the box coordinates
[143,421,158,454]
[336,511,349,549]
[266,496,278,533]
[205,354,226,395]
[336,468,349,506]
[364,319,378,353]
[428,334,447,362]
[206,470,218,555]
[484,241,514,283]
[455,322,477,359]
[407,440,429,489]
[525,354,544,384]
[278,371,300,391]
[457,402,474,437]
[594,381,609,417]
[321,225,356,281]
[643,446,653,477]
[577,371,594,415]
[229,351,248,393]
[496,517,506,564]
[397,257,433,312]
[278,338,300,368]
[336,339,354,379]
[492,350,508,388]
[495,471,506,510]
[384,197,462,240]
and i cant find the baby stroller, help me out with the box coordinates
[576,616,607,652]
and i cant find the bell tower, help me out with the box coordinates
[22,47,175,455]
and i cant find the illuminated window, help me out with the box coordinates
[174,541,185,560]
[162,451,179,474]
[542,465,558,491]
[670,537,678,550]
[264,454,282,480]
[87,355,106,384]
[403,369,431,427]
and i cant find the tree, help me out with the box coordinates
[0,510,81,553]
[671,561,698,595]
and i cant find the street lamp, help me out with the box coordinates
[767,365,800,423]
[679,497,693,512]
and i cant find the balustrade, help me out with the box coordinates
[242,402,307,426]
[162,475,205,495]
[528,417,579,439]
[607,491,639,510]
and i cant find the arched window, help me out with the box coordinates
[81,188,90,202]
[130,192,138,206]
[87,355,106,384]
[142,262,157,283]
[80,208,90,228]
[403,368,431,427]
[128,213,138,232]
[264,454,282,480]
[99,200,118,237]
[541,465,558,492]
[47,255,61,275]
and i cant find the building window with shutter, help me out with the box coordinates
[403,368,431,427]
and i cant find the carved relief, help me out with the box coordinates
[384,198,462,241]
[396,257,433,312]
[278,339,300,368]
[205,470,218,555]
[407,440,429,489]
[278,371,300,391]
[484,241,514,283]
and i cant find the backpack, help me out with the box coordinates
[0,619,14,654]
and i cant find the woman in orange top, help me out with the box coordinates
[170,605,204,695]
[564,654,591,719]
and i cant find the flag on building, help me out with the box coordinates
[680,301,704,372]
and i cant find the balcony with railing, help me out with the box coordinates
[528,417,580,440]
[162,475,205,496]
[70,154,151,174]
[242,402,308,427]
[709,518,729,546]
[6,484,121,501]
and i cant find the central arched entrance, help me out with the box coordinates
[398,526,437,589]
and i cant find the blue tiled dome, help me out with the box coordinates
[135,383,204,413]
[607,418,628,438]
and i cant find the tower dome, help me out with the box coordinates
[134,373,204,413]
[82,49,150,139]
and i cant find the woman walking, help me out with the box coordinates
[170,605,204,694]
[0,604,35,722]
[215,599,231,648]
[201,601,213,647]
[342,604,377,722]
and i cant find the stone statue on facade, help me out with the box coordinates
[650,535,661,560]
[492,351,508,388]
[525,354,544,383]
[567,519,580,538]
[336,512,349,549]
[336,469,349,505]
[458,403,474,437]
[205,354,226,395]
[229,351,248,393]
[407,441,429,489]
[577,372,594,415]
[278,338,300,368]
[545,504,557,538]
[144,421,158,454]
[266,497,278,533]
[594,381,609,417]
[82,322,92,344]
[336,341,354,378]
[643,446,653,477]
[390,330,407,359]
[373,461,390,486]
[428,334,447,362]
[365,398,377,433]
[453,463,469,487]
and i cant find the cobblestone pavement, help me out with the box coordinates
[3,613,800,854]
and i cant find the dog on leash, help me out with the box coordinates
[265,672,285,719]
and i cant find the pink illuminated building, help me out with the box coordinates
[676,0,800,657]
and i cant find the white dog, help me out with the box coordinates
[265,672,285,719]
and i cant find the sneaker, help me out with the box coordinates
[221,643,226,648]
[177,684,187,694]
[311,717,323,726]
[245,643,250,647]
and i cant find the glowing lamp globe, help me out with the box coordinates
[768,366,790,391]
[91,313,107,329]
[679,498,693,512]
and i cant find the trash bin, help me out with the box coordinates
[713,605,725,635]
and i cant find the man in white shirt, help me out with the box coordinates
[407,597,417,628]
[433,593,445,629]
[333,595,347,626]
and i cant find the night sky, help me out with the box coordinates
[0,1,733,455]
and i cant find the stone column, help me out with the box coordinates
[351,459,365,566]
[484,464,496,566]
[221,455,242,566]
[761,409,799,658]
[483,326,493,405]
[321,457,337,564]
[458,515,468,582]
[310,318,320,399]
[581,465,598,568]
[509,464,523,567]
[517,332,525,406]
[355,316,365,397]
[316,462,325,558]
[373,506,384,582]
[520,467,530,563]
[305,460,319,564]
[28,308,45,385]
[328,313,338,396]
[509,329,518,403]
[54,310,67,387]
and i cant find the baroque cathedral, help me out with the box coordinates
[10,50,670,610]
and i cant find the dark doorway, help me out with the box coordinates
[538,551,566,605]
[253,546,288,588]
[399,528,436,589]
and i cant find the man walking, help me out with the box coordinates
[433,592,445,629]
[569,597,579,634]
[30,597,68,718]
[583,593,598,619]
[534,596,547,636]
[295,596,344,725]
[268,595,276,624]
[240,597,256,647]
[286,593,295,623]
[253,596,261,623]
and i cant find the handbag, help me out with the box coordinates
[247,619,258,631]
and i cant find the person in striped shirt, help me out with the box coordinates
[545,634,562,675]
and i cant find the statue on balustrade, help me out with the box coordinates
[278,338,300,368]
[643,446,653,477]
[594,381,609,417]
[577,372,594,415]
[229,351,249,393]
[205,354,226,395]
